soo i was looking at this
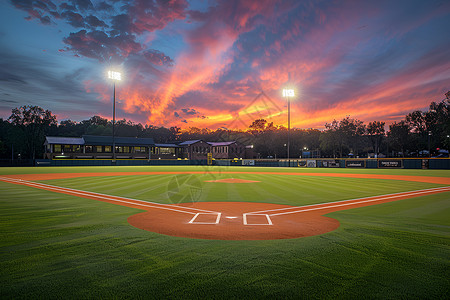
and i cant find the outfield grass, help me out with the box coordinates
[1,166,449,299]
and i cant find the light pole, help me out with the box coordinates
[108,70,121,161]
[428,131,431,158]
[283,89,294,166]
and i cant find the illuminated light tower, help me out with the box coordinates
[108,70,121,161]
[283,88,295,166]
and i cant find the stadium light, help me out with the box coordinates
[108,70,122,162]
[108,71,121,81]
[283,89,295,166]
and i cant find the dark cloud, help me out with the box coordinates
[59,2,76,11]
[61,10,85,27]
[85,15,108,28]
[143,50,174,66]
[171,107,206,122]
[110,13,135,35]
[34,0,55,10]
[96,1,113,12]
[39,14,52,24]
[70,0,93,12]
[11,0,58,25]
[10,0,34,10]
[9,0,190,63]
[62,30,142,62]
[181,108,199,115]
[126,0,189,34]
[49,10,60,18]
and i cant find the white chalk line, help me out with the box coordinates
[247,186,450,217]
[243,213,273,226]
[0,176,219,215]
[246,186,450,215]
[188,212,222,224]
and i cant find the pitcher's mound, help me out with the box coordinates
[204,178,260,183]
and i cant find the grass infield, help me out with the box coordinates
[1,166,449,298]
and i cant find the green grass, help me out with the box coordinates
[1,166,449,299]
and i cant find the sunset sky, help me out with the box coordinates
[1,0,449,130]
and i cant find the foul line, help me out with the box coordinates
[245,186,450,217]
[0,176,219,215]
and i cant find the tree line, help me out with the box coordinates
[0,92,448,159]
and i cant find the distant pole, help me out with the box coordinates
[428,131,431,158]
[288,95,290,165]
[283,89,295,167]
[108,70,121,162]
[112,81,116,161]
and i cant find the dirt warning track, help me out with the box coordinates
[1,175,449,240]
[2,171,450,185]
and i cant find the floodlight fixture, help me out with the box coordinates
[282,89,295,97]
[108,70,122,81]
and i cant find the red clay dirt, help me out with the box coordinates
[1,172,449,240]
[204,178,260,183]
[128,188,449,240]
[128,202,340,240]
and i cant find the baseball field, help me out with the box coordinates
[1,165,449,298]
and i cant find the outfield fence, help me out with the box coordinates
[17,157,449,169]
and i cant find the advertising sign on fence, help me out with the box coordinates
[298,160,307,167]
[307,160,317,168]
[378,160,402,168]
[242,160,255,166]
[345,160,365,168]
[323,160,340,168]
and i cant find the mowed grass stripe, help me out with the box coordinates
[42,175,174,203]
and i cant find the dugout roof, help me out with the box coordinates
[82,135,155,147]
[45,136,85,145]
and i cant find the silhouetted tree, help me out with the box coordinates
[8,106,57,159]
[388,121,410,157]
[367,121,385,156]
[249,119,267,132]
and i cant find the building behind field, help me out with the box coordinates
[44,135,254,160]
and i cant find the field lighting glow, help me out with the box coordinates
[108,71,121,81]
[283,89,294,97]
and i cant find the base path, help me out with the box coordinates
[1,175,449,240]
[128,202,341,240]
[129,187,450,240]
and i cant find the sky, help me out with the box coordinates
[1,0,449,130]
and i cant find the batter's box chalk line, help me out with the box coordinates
[242,213,273,225]
[188,212,222,224]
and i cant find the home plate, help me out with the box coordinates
[226,216,238,219]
